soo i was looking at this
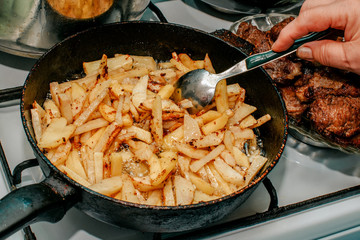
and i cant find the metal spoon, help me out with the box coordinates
[175,29,332,113]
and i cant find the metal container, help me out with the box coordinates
[0,0,150,58]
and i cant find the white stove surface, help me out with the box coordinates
[1,1,360,239]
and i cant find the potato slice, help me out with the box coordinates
[89,176,123,196]
[110,152,123,177]
[83,54,133,75]
[201,112,229,136]
[189,131,224,148]
[71,82,87,116]
[94,152,104,183]
[213,158,245,186]
[99,103,116,122]
[118,175,140,203]
[43,99,61,122]
[189,172,215,195]
[59,165,91,187]
[215,79,229,113]
[31,108,44,144]
[74,118,109,136]
[131,75,148,109]
[58,93,73,124]
[38,117,76,149]
[151,151,177,186]
[190,144,225,172]
[66,150,87,180]
[183,114,202,143]
[131,175,164,192]
[126,126,152,144]
[145,190,163,206]
[193,190,218,203]
[131,55,157,71]
[174,175,195,205]
[175,142,208,159]
[163,178,175,206]
[228,102,257,125]
[151,95,163,145]
[204,53,215,74]
[233,146,250,168]
[157,84,175,100]
[239,115,257,129]
[245,155,268,185]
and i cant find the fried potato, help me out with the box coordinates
[228,102,257,125]
[38,117,76,149]
[201,112,229,135]
[190,144,225,172]
[74,118,109,135]
[245,155,268,185]
[31,108,44,144]
[146,190,163,206]
[151,151,177,186]
[99,103,116,122]
[214,158,244,186]
[59,165,91,187]
[94,152,104,183]
[126,125,152,144]
[204,53,215,74]
[151,95,163,145]
[175,142,208,159]
[89,176,123,196]
[49,82,61,106]
[251,114,271,128]
[193,190,218,203]
[66,150,87,180]
[215,79,229,113]
[163,178,175,206]
[174,175,195,205]
[183,114,202,143]
[44,99,61,123]
[189,130,224,148]
[110,152,123,177]
[131,176,164,192]
[157,84,175,100]
[70,82,87,116]
[83,54,133,75]
[239,115,257,129]
[233,146,250,168]
[73,88,109,127]
[118,175,140,203]
[131,75,148,109]
[189,172,215,195]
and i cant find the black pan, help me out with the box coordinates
[0,21,288,238]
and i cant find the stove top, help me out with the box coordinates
[1,1,360,239]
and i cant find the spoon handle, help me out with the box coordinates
[245,29,333,70]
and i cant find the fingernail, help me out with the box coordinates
[297,47,313,60]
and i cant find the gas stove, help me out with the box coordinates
[1,1,360,239]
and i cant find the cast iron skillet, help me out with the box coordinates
[0,21,288,238]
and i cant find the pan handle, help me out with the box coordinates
[0,174,79,239]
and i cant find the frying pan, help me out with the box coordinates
[0,21,288,238]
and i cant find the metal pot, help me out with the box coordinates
[0,0,150,57]
[0,21,288,238]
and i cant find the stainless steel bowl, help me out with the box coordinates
[0,0,150,58]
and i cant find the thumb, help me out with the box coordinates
[297,40,354,72]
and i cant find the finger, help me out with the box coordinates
[300,0,336,13]
[297,40,360,73]
[272,3,348,52]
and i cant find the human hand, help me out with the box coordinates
[272,0,360,75]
